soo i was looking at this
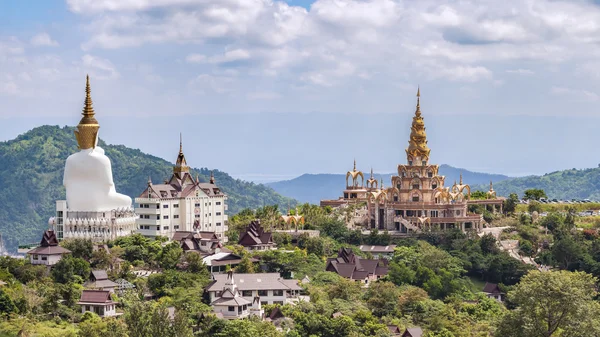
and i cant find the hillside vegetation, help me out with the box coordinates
[0,125,293,251]
[472,168,600,200]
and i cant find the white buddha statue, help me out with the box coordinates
[63,76,132,212]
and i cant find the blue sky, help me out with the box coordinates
[1,0,600,183]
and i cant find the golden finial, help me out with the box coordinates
[179,133,183,153]
[380,178,384,189]
[415,86,421,117]
[353,158,356,171]
[489,180,494,191]
[210,170,215,184]
[74,75,100,149]
[460,173,463,185]
[173,134,189,174]
[370,168,374,179]
[147,176,152,186]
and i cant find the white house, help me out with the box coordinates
[206,272,303,307]
[27,230,70,266]
[78,290,118,317]
[135,138,228,241]
[210,271,251,319]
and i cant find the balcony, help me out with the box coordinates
[135,207,161,215]
[136,228,163,237]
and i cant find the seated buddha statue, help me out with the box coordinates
[63,76,132,212]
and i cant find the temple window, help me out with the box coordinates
[412,195,419,202]
[422,161,426,166]
[393,195,398,202]
[428,171,433,178]
[432,182,437,189]
[431,210,438,217]
[344,193,348,198]
[396,184,401,189]
[408,161,413,166]
[412,184,419,189]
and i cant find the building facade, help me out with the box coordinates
[27,230,71,266]
[206,272,302,307]
[134,139,228,241]
[321,89,503,233]
[50,76,137,241]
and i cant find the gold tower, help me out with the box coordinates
[405,87,431,163]
[173,133,190,176]
[74,75,100,149]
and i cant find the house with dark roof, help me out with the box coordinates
[84,270,118,293]
[402,327,423,337]
[78,290,118,317]
[387,325,402,336]
[238,220,276,251]
[206,272,303,307]
[27,230,70,266]
[482,282,504,302]
[325,248,388,285]
[173,231,222,254]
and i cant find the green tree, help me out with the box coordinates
[504,193,519,214]
[0,288,16,315]
[364,281,400,317]
[51,255,91,284]
[523,189,547,201]
[235,255,256,273]
[496,270,600,337]
[159,242,183,270]
[528,201,542,214]
[61,238,94,260]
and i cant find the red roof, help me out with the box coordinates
[78,290,114,304]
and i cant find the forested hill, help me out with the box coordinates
[267,165,510,204]
[0,125,294,251]
[472,167,600,200]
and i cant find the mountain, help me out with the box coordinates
[267,164,511,204]
[0,125,294,251]
[472,167,600,200]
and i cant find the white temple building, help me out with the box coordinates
[50,76,137,241]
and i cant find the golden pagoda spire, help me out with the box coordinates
[405,86,430,163]
[173,133,189,175]
[489,180,494,191]
[210,170,215,184]
[74,75,100,149]
[353,158,356,171]
[370,168,374,179]
[460,173,463,185]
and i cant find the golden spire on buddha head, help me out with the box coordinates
[74,75,100,149]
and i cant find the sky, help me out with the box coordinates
[1,0,600,183]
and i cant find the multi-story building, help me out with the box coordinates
[134,139,228,241]
[206,272,302,308]
[321,88,504,233]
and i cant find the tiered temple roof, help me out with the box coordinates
[27,230,71,255]
[326,248,388,280]
[238,221,275,249]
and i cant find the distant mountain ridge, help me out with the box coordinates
[0,125,294,251]
[267,165,511,204]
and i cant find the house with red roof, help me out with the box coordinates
[27,230,70,266]
[78,290,118,317]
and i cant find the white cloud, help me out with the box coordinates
[246,91,281,100]
[81,54,120,79]
[189,74,234,94]
[30,33,59,47]
[551,86,598,101]
[186,53,206,64]
[506,69,535,75]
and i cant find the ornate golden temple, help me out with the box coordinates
[321,89,504,233]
